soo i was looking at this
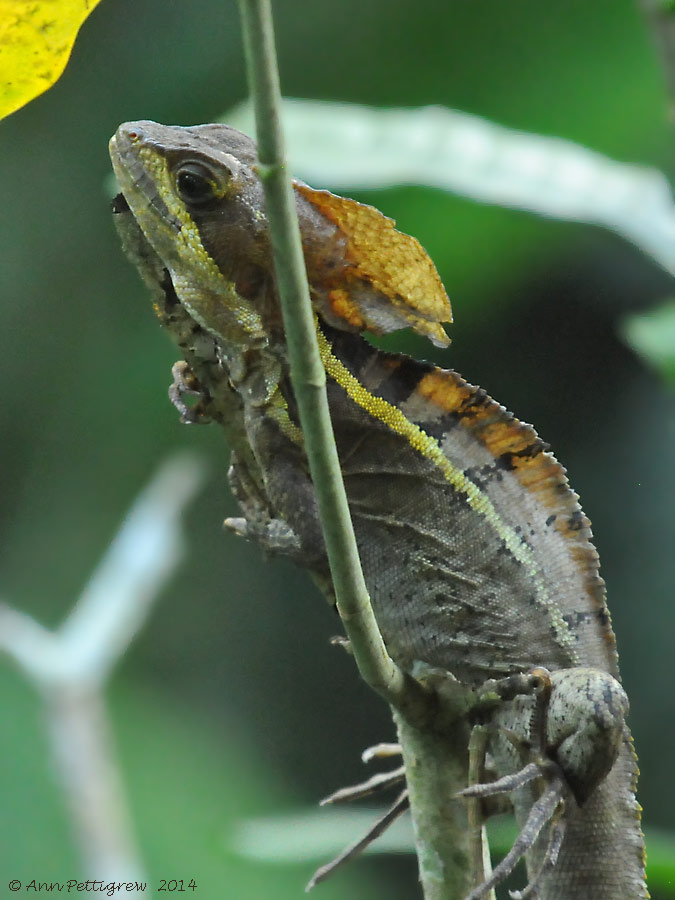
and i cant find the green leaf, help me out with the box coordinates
[232,807,675,895]
[621,300,675,383]
[224,99,675,281]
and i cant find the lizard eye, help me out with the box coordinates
[174,162,220,207]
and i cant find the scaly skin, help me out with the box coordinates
[110,121,647,899]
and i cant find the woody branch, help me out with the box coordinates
[0,454,205,887]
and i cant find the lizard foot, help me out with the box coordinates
[169,360,212,424]
[316,742,404,807]
[224,515,302,555]
[306,744,407,891]
[306,789,409,891]
[458,762,569,900]
[458,666,628,900]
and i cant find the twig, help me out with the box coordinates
[640,0,675,119]
[0,453,206,883]
[235,0,410,708]
[463,725,495,900]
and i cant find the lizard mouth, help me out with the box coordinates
[111,192,130,215]
[110,125,180,232]
[110,187,181,314]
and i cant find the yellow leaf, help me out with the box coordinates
[0,0,104,120]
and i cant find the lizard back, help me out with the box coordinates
[304,325,618,685]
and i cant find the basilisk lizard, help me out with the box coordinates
[109,120,647,899]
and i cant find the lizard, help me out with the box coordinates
[109,119,647,899]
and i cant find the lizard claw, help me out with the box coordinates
[307,744,408,891]
[306,789,409,891]
[169,360,212,424]
[461,770,568,900]
[508,808,566,899]
[361,742,402,763]
[223,514,302,554]
[319,764,405,806]
[457,760,545,800]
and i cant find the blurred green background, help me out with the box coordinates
[1,0,673,897]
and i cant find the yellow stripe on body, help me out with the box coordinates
[266,386,304,446]
[315,325,578,660]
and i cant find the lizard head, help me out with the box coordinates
[110,120,452,350]
[110,120,272,348]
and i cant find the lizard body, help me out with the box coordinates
[110,121,647,899]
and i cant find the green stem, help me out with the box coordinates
[235,4,475,897]
[640,0,675,116]
[236,0,408,706]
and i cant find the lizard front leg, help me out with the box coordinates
[225,448,304,558]
[169,360,212,424]
[231,406,330,571]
